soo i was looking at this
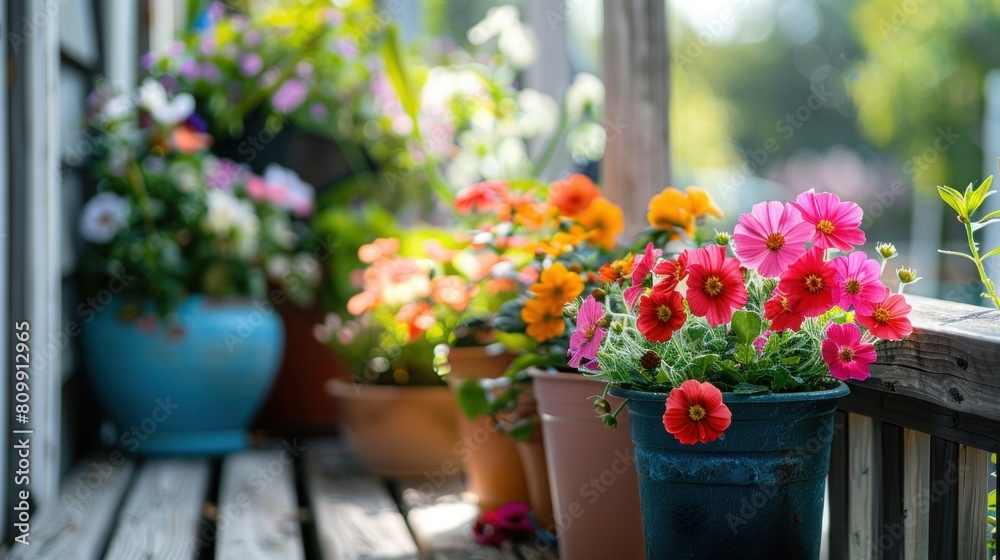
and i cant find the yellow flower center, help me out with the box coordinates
[838,347,855,362]
[704,276,724,297]
[657,305,672,322]
[873,308,891,324]
[804,274,824,294]
[844,279,861,295]
[584,325,596,340]
[765,232,786,252]
[817,220,836,235]
[688,405,706,421]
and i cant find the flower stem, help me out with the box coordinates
[532,108,570,178]
[964,221,1000,308]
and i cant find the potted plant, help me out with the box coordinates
[145,0,423,433]
[574,189,916,559]
[321,230,518,479]
[78,77,317,455]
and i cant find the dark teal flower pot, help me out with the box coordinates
[83,295,284,455]
[611,382,848,560]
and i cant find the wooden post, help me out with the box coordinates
[602,0,670,237]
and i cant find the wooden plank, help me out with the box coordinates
[602,0,670,238]
[8,457,135,560]
[903,429,930,560]
[849,414,877,560]
[103,459,210,560]
[958,446,990,560]
[216,449,305,560]
[860,296,1000,423]
[881,424,905,560]
[929,438,960,559]
[827,410,849,560]
[305,442,419,560]
[392,478,520,560]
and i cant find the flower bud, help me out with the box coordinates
[611,320,625,334]
[715,231,731,246]
[596,317,609,329]
[896,267,921,284]
[593,397,611,415]
[562,301,579,319]
[569,263,584,273]
[591,287,606,302]
[640,350,661,370]
[876,242,898,260]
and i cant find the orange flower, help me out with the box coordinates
[431,275,473,312]
[577,196,624,250]
[358,238,400,263]
[170,126,212,154]
[513,201,556,231]
[529,262,584,307]
[521,298,566,341]
[396,302,437,341]
[599,254,635,284]
[686,187,723,219]
[647,187,694,234]
[548,174,601,217]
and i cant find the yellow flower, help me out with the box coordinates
[577,196,625,250]
[529,262,584,306]
[521,298,566,341]
[686,187,723,218]
[647,187,694,234]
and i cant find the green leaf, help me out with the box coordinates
[771,369,805,391]
[938,249,978,264]
[455,379,489,419]
[989,489,996,510]
[730,310,763,344]
[980,209,1000,223]
[380,25,420,122]
[734,342,757,365]
[938,185,968,219]
[967,176,995,215]
[733,383,770,396]
[507,419,535,442]
[494,332,537,353]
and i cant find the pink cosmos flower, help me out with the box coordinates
[568,296,605,370]
[790,190,866,251]
[733,201,815,277]
[777,247,837,317]
[821,322,877,381]
[624,242,663,309]
[833,252,887,315]
[856,292,913,341]
[685,244,748,327]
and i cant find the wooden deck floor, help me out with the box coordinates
[7,439,557,560]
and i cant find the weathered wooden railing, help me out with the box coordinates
[828,296,1000,560]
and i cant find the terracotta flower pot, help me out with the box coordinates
[255,303,350,433]
[447,347,531,510]
[328,380,462,478]
[531,370,645,560]
[496,382,555,529]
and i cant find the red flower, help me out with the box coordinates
[663,380,732,444]
[637,285,687,343]
[652,250,688,292]
[548,174,601,217]
[455,180,509,215]
[777,247,837,317]
[821,322,877,381]
[856,292,913,341]
[473,502,534,547]
[763,291,806,331]
[624,242,663,309]
[684,244,748,327]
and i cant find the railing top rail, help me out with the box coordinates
[852,295,1000,426]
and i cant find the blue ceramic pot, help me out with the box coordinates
[611,382,849,560]
[83,295,284,455]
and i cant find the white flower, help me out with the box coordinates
[80,192,131,243]
[566,72,605,120]
[467,5,520,45]
[516,88,559,138]
[567,121,607,164]
[100,94,133,123]
[262,163,315,217]
[495,137,531,176]
[202,190,260,258]
[498,23,537,69]
[138,78,195,126]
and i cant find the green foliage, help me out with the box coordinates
[937,174,1000,308]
